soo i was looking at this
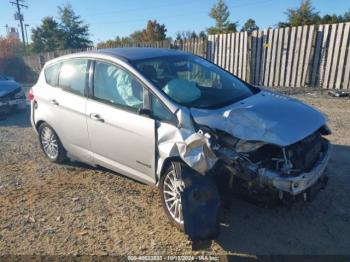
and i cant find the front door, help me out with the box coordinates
[86,60,156,184]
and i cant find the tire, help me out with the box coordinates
[38,123,66,163]
[159,162,185,231]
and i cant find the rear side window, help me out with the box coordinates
[58,59,89,96]
[44,63,61,86]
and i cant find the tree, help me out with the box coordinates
[58,3,92,49]
[140,20,167,42]
[96,20,168,48]
[0,36,35,82]
[278,0,319,27]
[198,30,207,39]
[278,1,350,27]
[0,36,22,59]
[30,17,62,52]
[207,0,237,34]
[175,31,198,41]
[129,30,142,43]
[344,10,350,21]
[318,11,350,24]
[241,19,259,33]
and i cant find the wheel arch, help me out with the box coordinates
[36,120,67,152]
[35,120,46,132]
[157,156,182,185]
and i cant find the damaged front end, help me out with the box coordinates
[213,127,331,202]
[156,90,332,242]
[189,90,332,201]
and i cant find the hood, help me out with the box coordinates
[190,90,326,146]
[0,80,21,97]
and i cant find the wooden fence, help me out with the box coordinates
[24,22,350,89]
[207,22,350,89]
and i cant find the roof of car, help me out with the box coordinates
[84,47,189,62]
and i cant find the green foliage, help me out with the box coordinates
[278,0,350,27]
[175,31,198,41]
[209,0,230,30]
[285,0,319,26]
[198,31,207,39]
[207,0,237,34]
[97,20,167,48]
[129,30,143,43]
[30,3,91,53]
[30,17,62,52]
[241,19,259,33]
[58,3,92,49]
[140,20,167,42]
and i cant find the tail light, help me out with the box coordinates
[28,87,34,102]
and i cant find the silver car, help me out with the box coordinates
[30,48,331,241]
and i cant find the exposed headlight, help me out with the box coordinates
[235,140,266,153]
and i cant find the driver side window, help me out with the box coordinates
[150,94,177,125]
[93,61,144,110]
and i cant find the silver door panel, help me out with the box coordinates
[86,99,156,184]
[49,88,92,163]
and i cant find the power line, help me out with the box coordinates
[10,0,28,46]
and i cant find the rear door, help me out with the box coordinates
[86,60,156,184]
[53,58,92,162]
[33,62,62,131]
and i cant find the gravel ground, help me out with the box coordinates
[0,89,350,256]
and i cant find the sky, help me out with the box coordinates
[1,0,349,44]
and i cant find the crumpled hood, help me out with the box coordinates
[190,90,326,146]
[0,80,21,97]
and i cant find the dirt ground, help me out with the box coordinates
[0,88,350,256]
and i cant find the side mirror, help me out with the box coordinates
[137,108,152,117]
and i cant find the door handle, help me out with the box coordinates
[50,99,59,106]
[90,113,104,122]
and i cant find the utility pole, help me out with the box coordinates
[25,24,29,45]
[10,0,28,46]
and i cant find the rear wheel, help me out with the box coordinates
[38,123,66,163]
[159,163,185,231]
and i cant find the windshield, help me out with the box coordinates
[132,55,258,109]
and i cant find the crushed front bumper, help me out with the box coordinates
[258,141,332,195]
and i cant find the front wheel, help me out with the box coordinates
[159,163,185,231]
[38,123,66,163]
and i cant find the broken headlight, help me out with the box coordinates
[195,124,221,150]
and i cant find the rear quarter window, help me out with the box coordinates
[58,59,89,96]
[44,63,61,86]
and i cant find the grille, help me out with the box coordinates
[287,132,322,172]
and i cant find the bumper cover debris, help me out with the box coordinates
[257,142,331,195]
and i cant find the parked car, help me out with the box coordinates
[0,73,26,115]
[29,48,331,241]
